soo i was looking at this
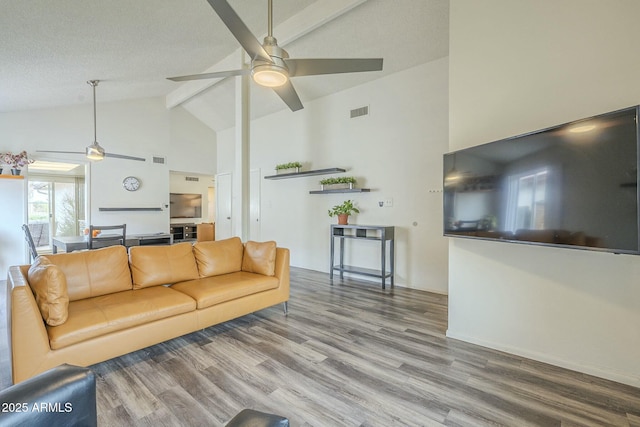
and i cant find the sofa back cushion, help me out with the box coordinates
[242,240,277,276]
[27,256,69,326]
[193,237,244,278]
[129,242,199,289]
[46,245,132,301]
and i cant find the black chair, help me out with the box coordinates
[22,224,38,261]
[0,364,97,427]
[225,409,289,427]
[88,224,126,250]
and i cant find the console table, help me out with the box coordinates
[330,224,395,289]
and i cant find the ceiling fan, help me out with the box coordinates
[167,0,383,111]
[38,80,145,162]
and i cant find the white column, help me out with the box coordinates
[233,66,250,241]
[0,176,27,275]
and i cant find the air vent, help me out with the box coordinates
[350,105,369,119]
[185,176,199,182]
[152,156,165,164]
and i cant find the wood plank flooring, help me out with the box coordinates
[3,269,640,426]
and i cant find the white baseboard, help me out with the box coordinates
[446,329,640,388]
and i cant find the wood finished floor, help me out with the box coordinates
[3,270,640,426]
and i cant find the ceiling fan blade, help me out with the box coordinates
[37,150,145,162]
[104,153,146,162]
[37,150,84,155]
[206,0,271,63]
[167,68,249,82]
[272,80,303,112]
[285,58,384,77]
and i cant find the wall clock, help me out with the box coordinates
[122,176,141,192]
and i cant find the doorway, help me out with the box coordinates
[27,160,86,253]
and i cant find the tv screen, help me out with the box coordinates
[170,193,202,219]
[443,106,640,254]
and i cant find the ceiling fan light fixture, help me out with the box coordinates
[252,63,289,87]
[86,141,105,161]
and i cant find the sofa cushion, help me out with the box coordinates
[27,257,69,326]
[47,286,197,350]
[129,242,199,289]
[45,245,132,301]
[171,272,279,309]
[193,237,244,278]
[242,241,277,276]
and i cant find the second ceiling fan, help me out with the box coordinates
[168,0,383,111]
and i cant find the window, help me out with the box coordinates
[506,169,548,232]
[27,162,86,253]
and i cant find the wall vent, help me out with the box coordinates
[185,176,199,182]
[350,105,369,119]
[152,156,165,164]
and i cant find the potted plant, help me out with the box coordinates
[0,152,7,174]
[275,161,302,174]
[320,176,357,190]
[3,151,34,175]
[328,199,360,225]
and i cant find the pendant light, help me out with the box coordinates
[85,80,105,161]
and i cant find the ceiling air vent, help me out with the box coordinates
[152,156,165,164]
[185,176,199,182]
[350,105,369,119]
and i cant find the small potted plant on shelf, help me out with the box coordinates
[2,151,33,175]
[328,199,360,225]
[275,161,302,174]
[0,152,7,174]
[320,176,356,191]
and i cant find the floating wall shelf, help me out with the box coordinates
[309,188,371,194]
[99,207,163,212]
[264,167,346,180]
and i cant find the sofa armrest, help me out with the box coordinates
[274,248,290,294]
[8,265,53,384]
[0,364,96,427]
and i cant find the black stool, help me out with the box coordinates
[225,409,289,427]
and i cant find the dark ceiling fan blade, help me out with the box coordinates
[272,80,303,112]
[206,0,271,63]
[36,150,145,162]
[167,68,249,82]
[104,153,146,162]
[285,58,383,77]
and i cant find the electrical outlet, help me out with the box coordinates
[384,198,393,207]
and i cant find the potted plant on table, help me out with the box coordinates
[328,199,360,225]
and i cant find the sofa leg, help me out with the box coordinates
[283,301,288,315]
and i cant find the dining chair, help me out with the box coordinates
[22,224,39,261]
[88,224,126,250]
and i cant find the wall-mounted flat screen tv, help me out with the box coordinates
[443,106,640,254]
[170,193,202,219]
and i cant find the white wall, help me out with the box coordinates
[449,0,640,387]
[0,97,216,235]
[218,58,449,292]
[0,177,26,277]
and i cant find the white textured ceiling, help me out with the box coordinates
[0,0,449,131]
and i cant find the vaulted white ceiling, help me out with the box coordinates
[1,0,449,131]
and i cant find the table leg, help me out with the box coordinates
[330,234,335,283]
[381,237,386,290]
[339,237,344,280]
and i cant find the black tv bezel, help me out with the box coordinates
[443,105,640,255]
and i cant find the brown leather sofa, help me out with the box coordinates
[8,237,290,384]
